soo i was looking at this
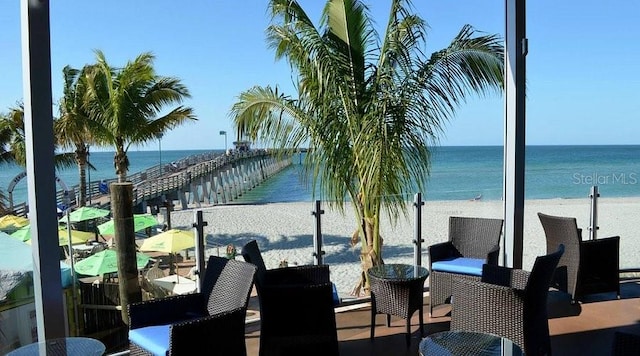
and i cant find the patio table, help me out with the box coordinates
[151,274,197,295]
[419,331,523,356]
[7,337,105,356]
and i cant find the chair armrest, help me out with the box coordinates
[129,293,205,329]
[481,264,530,290]
[486,245,501,265]
[428,242,461,265]
[264,264,330,285]
[451,276,525,339]
[169,307,247,354]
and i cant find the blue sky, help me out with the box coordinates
[1,1,638,151]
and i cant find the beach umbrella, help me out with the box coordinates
[0,214,29,231]
[139,229,195,254]
[97,214,158,235]
[73,249,151,276]
[12,225,95,245]
[59,206,110,224]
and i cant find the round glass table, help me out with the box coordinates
[368,264,429,280]
[419,331,523,356]
[7,337,106,356]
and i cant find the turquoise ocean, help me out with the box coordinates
[1,145,639,206]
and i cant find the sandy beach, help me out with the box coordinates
[165,197,638,300]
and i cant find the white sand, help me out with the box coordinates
[166,197,638,300]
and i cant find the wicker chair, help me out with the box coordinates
[241,239,339,356]
[451,245,565,356]
[367,264,429,347]
[538,212,620,302]
[612,331,640,356]
[428,216,504,315]
[128,256,257,356]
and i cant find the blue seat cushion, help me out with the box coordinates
[129,324,170,356]
[332,282,340,306]
[431,257,485,276]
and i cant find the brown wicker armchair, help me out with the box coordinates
[128,256,257,356]
[451,245,564,356]
[428,216,504,315]
[241,239,339,356]
[538,212,620,302]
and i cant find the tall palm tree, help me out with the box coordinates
[55,65,99,207]
[230,0,504,295]
[83,50,196,182]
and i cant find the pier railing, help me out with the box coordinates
[10,149,289,217]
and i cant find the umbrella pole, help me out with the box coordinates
[66,211,80,336]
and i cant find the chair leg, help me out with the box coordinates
[405,317,411,347]
[386,314,391,327]
[419,306,424,336]
[370,299,376,341]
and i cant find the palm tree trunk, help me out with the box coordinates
[76,148,87,207]
[115,150,128,182]
[351,214,383,297]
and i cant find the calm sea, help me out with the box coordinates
[2,145,639,205]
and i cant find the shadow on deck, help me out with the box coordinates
[244,277,640,356]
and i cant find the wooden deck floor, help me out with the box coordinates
[244,277,640,356]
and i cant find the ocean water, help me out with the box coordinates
[234,145,640,203]
[2,145,639,205]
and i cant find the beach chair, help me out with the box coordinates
[538,212,620,302]
[451,245,564,355]
[128,256,256,356]
[241,239,339,356]
[428,216,504,315]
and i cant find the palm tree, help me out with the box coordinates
[55,65,99,207]
[230,0,504,295]
[0,103,75,169]
[83,50,196,182]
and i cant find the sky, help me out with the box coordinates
[1,0,638,151]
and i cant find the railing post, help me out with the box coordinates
[588,185,599,240]
[311,200,325,265]
[192,210,208,292]
[413,193,425,267]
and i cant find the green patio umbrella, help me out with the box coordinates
[11,225,95,245]
[97,214,158,235]
[74,249,151,276]
[59,206,110,224]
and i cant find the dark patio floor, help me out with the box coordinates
[244,276,640,356]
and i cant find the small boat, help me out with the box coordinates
[470,194,482,201]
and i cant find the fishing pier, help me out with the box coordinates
[7,149,293,217]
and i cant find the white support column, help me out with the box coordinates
[21,0,66,340]
[503,0,527,268]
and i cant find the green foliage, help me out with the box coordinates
[231,1,503,292]
[83,50,197,181]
